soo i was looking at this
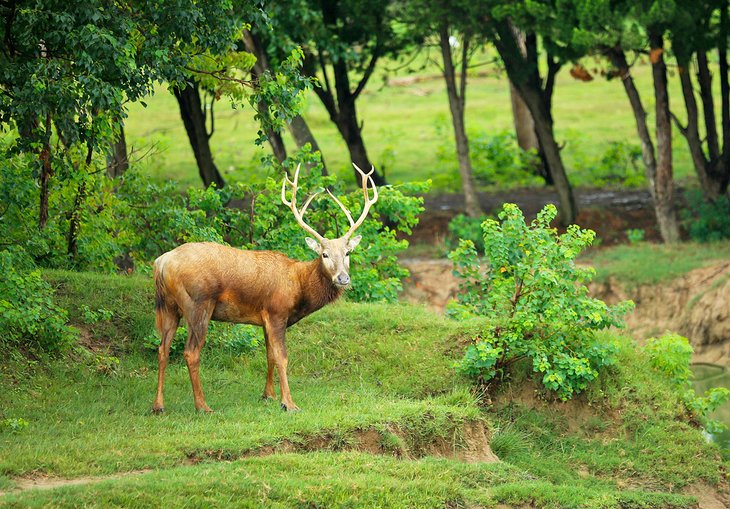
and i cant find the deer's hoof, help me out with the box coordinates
[262,394,276,402]
[196,406,214,414]
[151,406,165,415]
[281,403,301,413]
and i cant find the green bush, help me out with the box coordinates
[448,203,634,400]
[571,140,644,188]
[143,322,261,357]
[469,131,541,188]
[0,248,77,352]
[680,190,730,242]
[447,214,490,254]
[645,333,729,433]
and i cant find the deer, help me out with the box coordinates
[151,163,378,413]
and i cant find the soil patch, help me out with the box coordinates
[0,469,151,497]
[186,420,499,464]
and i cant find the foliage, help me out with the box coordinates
[645,333,730,433]
[470,131,542,188]
[571,140,644,188]
[118,153,427,302]
[584,241,730,286]
[0,417,29,434]
[0,248,77,353]
[625,228,645,244]
[143,323,261,357]
[449,203,633,399]
[681,190,730,242]
[447,214,490,254]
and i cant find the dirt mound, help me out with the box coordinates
[187,420,499,464]
[400,258,730,364]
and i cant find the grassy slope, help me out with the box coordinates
[0,270,724,508]
[124,55,704,190]
[583,240,730,285]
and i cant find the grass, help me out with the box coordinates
[0,269,725,507]
[124,51,708,191]
[583,240,730,286]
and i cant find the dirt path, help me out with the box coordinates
[0,469,152,497]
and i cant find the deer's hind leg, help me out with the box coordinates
[152,304,180,414]
[183,300,216,413]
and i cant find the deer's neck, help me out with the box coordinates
[289,258,342,325]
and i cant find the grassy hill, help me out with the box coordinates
[0,270,726,507]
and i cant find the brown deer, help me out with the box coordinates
[151,164,378,413]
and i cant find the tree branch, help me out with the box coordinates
[352,44,381,100]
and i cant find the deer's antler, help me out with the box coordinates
[281,164,325,242]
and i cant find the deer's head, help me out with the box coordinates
[282,164,378,288]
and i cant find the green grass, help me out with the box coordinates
[124,53,708,190]
[0,270,724,507]
[583,240,730,285]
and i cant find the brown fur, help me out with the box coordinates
[151,242,344,413]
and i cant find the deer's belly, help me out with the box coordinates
[212,299,263,326]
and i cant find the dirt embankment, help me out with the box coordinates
[400,259,730,364]
[590,261,730,364]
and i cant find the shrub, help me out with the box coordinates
[0,247,77,352]
[571,140,644,188]
[645,333,729,433]
[680,190,730,242]
[143,322,262,357]
[447,214,490,254]
[448,203,634,400]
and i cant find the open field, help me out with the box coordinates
[0,268,726,507]
[124,55,707,190]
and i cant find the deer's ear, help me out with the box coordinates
[305,237,321,253]
[347,235,362,251]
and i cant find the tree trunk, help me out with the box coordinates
[676,56,723,198]
[288,115,328,175]
[173,82,226,189]
[719,1,730,196]
[492,21,575,224]
[439,25,481,218]
[38,112,52,230]
[521,86,576,225]
[107,124,129,178]
[649,33,680,243]
[607,48,658,194]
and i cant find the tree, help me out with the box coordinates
[483,2,579,224]
[274,0,408,186]
[399,0,485,217]
[0,1,246,229]
[243,27,329,174]
[573,0,681,242]
[670,0,730,199]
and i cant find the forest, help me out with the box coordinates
[1,0,730,507]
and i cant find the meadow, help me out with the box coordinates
[124,54,703,191]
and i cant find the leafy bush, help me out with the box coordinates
[571,140,644,188]
[625,228,645,244]
[645,333,729,433]
[469,131,541,188]
[0,248,77,352]
[681,190,730,242]
[117,150,428,303]
[447,214,491,254]
[448,203,634,400]
[143,323,261,357]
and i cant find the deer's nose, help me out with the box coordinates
[336,273,350,286]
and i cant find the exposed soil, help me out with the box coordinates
[0,469,151,497]
[187,419,499,464]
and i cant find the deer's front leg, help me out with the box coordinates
[263,316,299,412]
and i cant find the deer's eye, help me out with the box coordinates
[322,252,329,259]
[345,251,350,257]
